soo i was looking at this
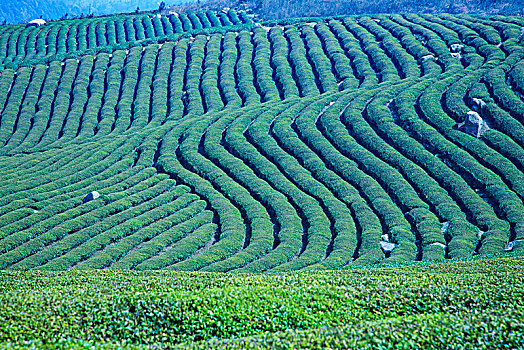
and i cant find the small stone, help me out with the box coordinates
[477,230,484,240]
[441,221,450,235]
[380,241,396,252]
[430,242,446,249]
[505,241,516,251]
[505,240,523,252]
[471,98,486,109]
[450,44,463,52]
[26,19,46,28]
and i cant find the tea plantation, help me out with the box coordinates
[0,9,523,348]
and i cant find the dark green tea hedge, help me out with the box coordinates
[1,13,524,271]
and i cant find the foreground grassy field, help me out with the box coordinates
[0,255,523,348]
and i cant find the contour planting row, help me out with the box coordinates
[0,127,217,270]
[144,101,457,270]
[2,95,522,269]
[1,13,508,155]
[1,14,524,271]
[161,67,522,270]
[0,9,252,69]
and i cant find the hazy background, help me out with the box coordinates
[2,0,523,24]
[171,0,524,19]
[0,0,197,24]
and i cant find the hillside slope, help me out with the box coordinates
[0,12,523,271]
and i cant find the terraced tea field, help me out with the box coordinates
[0,12,524,273]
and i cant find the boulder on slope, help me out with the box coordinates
[457,111,490,138]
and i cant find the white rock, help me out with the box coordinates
[380,241,396,252]
[471,98,486,109]
[477,230,484,240]
[457,111,490,138]
[505,240,523,251]
[441,221,450,235]
[430,242,446,249]
[26,19,46,27]
[505,241,516,251]
[450,43,463,52]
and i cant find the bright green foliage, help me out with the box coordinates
[0,256,523,348]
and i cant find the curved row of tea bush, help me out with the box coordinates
[1,13,524,271]
[0,16,434,154]
[0,9,252,69]
[3,13,506,154]
[0,126,218,270]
